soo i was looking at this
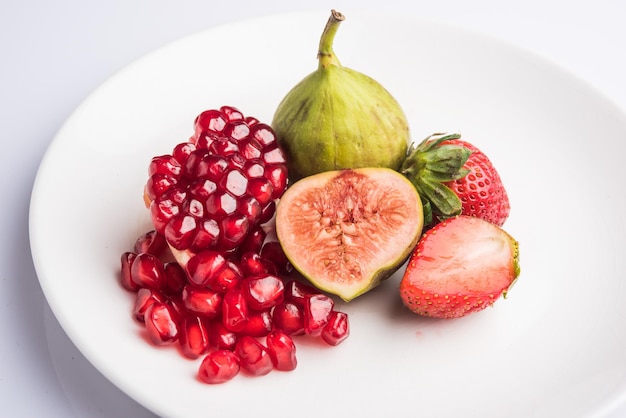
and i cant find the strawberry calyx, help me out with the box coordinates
[400,132,471,225]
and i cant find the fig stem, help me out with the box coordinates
[317,9,345,69]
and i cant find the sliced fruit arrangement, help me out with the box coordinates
[117,9,522,388]
[401,132,510,228]
[400,215,520,318]
[276,167,423,301]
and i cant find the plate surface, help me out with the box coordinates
[29,10,626,418]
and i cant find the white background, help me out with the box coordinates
[2,0,626,417]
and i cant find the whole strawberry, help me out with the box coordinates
[401,133,510,227]
[400,215,520,319]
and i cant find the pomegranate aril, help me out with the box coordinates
[209,138,239,157]
[164,214,197,250]
[222,289,249,333]
[236,226,266,256]
[266,330,297,371]
[179,315,210,359]
[207,261,242,293]
[223,120,250,141]
[182,286,223,318]
[133,230,167,256]
[185,250,227,287]
[130,253,166,291]
[163,262,186,296]
[240,310,272,338]
[198,350,240,384]
[190,219,220,252]
[194,109,227,138]
[149,155,181,177]
[264,164,288,199]
[145,173,177,201]
[241,274,284,311]
[272,302,305,336]
[303,294,335,336]
[239,251,276,276]
[205,191,237,217]
[144,302,180,345]
[235,336,273,376]
[120,252,138,291]
[260,241,293,275]
[172,142,195,165]
[249,123,276,147]
[247,177,274,207]
[284,280,319,307]
[209,319,238,351]
[219,214,249,251]
[321,311,350,346]
[237,195,262,223]
[220,105,244,122]
[133,288,166,322]
[258,200,276,225]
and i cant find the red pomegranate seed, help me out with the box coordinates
[246,177,274,207]
[321,311,350,346]
[221,288,249,333]
[194,109,227,138]
[236,226,266,256]
[178,315,210,359]
[241,274,284,311]
[240,310,272,337]
[239,251,276,276]
[235,336,273,376]
[220,105,244,122]
[162,262,186,296]
[164,214,197,250]
[284,280,319,307]
[266,330,297,371]
[144,302,180,345]
[182,286,223,318]
[132,288,167,322]
[206,261,242,293]
[198,350,240,384]
[303,294,334,336]
[185,250,227,287]
[260,241,293,275]
[172,142,195,165]
[130,253,165,291]
[219,214,250,251]
[208,319,238,351]
[148,155,181,177]
[120,252,138,291]
[133,230,167,256]
[272,302,305,336]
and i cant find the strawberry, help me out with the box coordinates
[400,215,520,319]
[401,132,510,227]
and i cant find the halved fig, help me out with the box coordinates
[275,168,423,301]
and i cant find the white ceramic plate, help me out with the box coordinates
[29,10,626,418]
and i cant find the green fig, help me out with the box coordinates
[272,10,410,180]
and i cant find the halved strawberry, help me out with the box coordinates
[400,215,520,319]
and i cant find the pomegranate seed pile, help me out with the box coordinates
[119,107,349,384]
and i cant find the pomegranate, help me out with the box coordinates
[118,106,351,385]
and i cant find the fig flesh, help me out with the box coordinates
[275,168,423,301]
[271,10,410,180]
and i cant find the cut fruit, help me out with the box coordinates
[276,168,423,301]
[400,215,520,318]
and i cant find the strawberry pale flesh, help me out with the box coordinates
[276,168,422,301]
[412,216,516,295]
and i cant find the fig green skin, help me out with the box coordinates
[272,66,410,181]
[271,10,409,181]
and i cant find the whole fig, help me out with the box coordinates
[272,10,410,180]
